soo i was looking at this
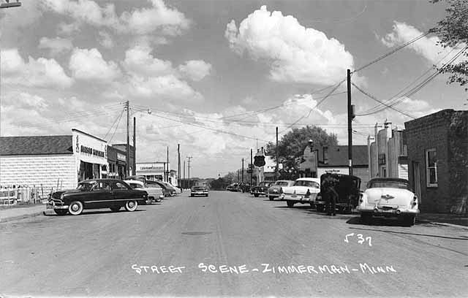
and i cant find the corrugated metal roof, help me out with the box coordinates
[0,135,73,155]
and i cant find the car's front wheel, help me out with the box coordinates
[316,205,324,212]
[125,200,138,212]
[68,201,83,215]
[254,194,259,197]
[286,201,295,208]
[269,196,274,201]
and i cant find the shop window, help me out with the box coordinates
[425,149,438,187]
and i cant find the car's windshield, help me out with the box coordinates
[368,180,410,190]
[294,180,319,188]
[77,182,94,191]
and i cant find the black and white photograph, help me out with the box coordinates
[0,0,467,297]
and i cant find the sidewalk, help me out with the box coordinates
[0,203,467,228]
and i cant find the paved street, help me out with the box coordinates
[1,191,467,297]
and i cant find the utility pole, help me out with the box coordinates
[178,144,181,186]
[133,117,136,175]
[250,149,253,187]
[347,69,354,176]
[241,158,244,183]
[126,100,130,177]
[275,126,279,181]
[187,156,193,187]
[166,146,169,182]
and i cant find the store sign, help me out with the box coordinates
[117,153,126,162]
[81,145,105,158]
[140,166,164,171]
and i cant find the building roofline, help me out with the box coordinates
[72,128,107,143]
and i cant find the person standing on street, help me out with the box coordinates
[323,174,339,216]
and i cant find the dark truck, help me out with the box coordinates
[315,173,361,213]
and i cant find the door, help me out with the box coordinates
[412,161,422,204]
[88,181,113,209]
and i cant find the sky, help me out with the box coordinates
[0,0,466,179]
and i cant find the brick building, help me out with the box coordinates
[405,109,468,213]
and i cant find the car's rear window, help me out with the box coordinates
[368,180,410,190]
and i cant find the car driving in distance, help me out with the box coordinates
[251,181,273,197]
[280,177,320,208]
[125,180,164,203]
[190,186,209,197]
[357,178,419,226]
[46,179,148,216]
[267,180,294,201]
[226,183,241,192]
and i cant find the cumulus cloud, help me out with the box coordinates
[42,0,191,37]
[123,45,173,77]
[41,0,119,28]
[178,60,212,81]
[38,37,73,55]
[127,74,203,102]
[225,6,355,85]
[120,0,191,36]
[381,21,467,65]
[98,31,114,49]
[69,48,121,82]
[0,48,73,88]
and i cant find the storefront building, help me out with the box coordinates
[135,162,166,181]
[405,109,468,213]
[0,129,108,191]
[107,146,128,179]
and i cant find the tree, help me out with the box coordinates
[430,0,468,91]
[265,125,338,180]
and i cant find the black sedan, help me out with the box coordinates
[47,179,148,216]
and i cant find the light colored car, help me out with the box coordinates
[280,178,320,208]
[357,178,419,226]
[267,180,294,201]
[190,186,209,197]
[125,180,164,203]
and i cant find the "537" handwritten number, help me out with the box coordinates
[344,233,372,246]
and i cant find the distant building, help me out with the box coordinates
[405,109,468,213]
[316,145,370,189]
[368,122,408,180]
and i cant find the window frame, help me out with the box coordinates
[425,148,438,188]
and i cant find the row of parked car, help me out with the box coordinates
[46,176,182,216]
[234,174,420,227]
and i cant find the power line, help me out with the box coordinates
[351,83,416,119]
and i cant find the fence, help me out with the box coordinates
[0,184,61,206]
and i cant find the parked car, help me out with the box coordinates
[46,179,148,216]
[146,180,174,197]
[239,183,251,193]
[315,173,361,213]
[161,181,178,196]
[226,183,241,192]
[191,186,209,197]
[125,180,164,203]
[280,177,320,208]
[267,180,294,201]
[251,181,273,197]
[357,178,419,226]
